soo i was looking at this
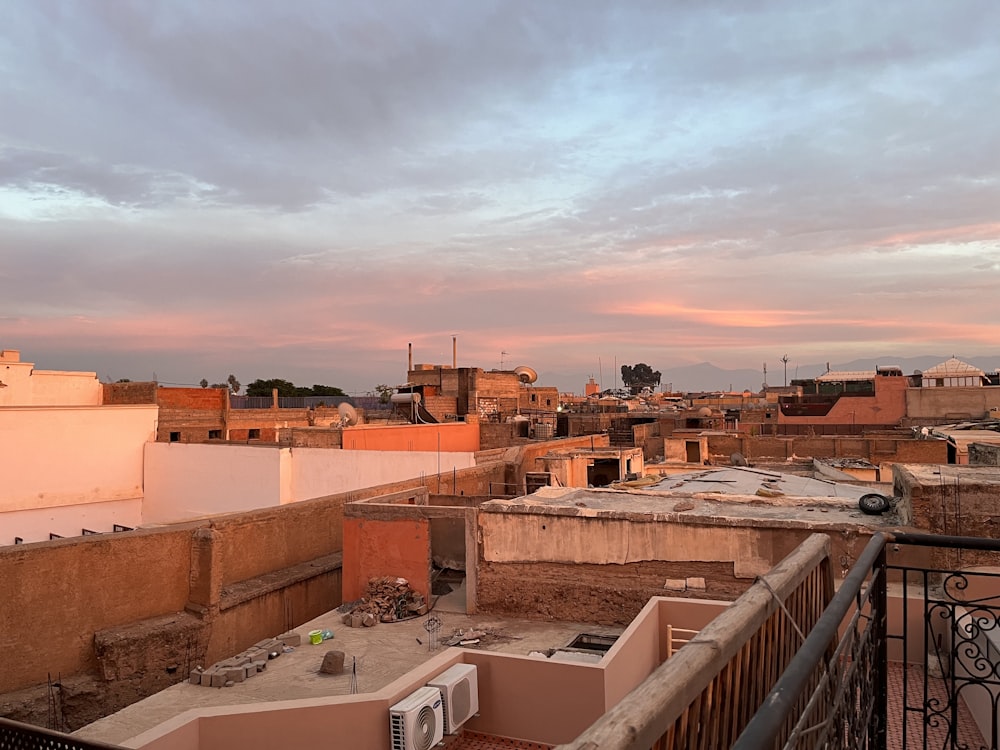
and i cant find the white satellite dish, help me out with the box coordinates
[337,402,359,427]
[514,366,538,384]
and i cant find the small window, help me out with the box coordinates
[208,430,222,440]
[546,399,552,406]
[531,394,537,402]
[248,428,261,440]
[169,431,181,442]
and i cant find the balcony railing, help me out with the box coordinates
[0,717,124,749]
[734,531,1000,750]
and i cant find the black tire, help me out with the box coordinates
[858,493,891,515]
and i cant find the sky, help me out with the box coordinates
[2,1,999,394]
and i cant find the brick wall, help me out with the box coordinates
[102,381,157,404]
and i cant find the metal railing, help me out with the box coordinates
[734,531,1000,750]
[0,717,124,749]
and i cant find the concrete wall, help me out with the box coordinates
[0,405,157,543]
[0,490,349,729]
[906,386,1000,421]
[704,433,947,467]
[2,498,143,545]
[477,508,871,624]
[142,443,477,524]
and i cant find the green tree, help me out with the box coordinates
[199,378,209,388]
[373,384,394,404]
[245,379,345,397]
[620,363,661,394]
[227,374,241,394]
[310,384,346,397]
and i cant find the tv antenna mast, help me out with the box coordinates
[500,351,509,369]
[781,354,789,387]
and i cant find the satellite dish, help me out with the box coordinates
[697,406,712,417]
[514,366,538,384]
[337,402,359,427]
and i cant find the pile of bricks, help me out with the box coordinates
[189,632,301,687]
[342,576,428,628]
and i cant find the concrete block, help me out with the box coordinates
[210,672,226,688]
[278,632,302,647]
[686,577,706,590]
[200,671,216,687]
[244,664,256,679]
[189,670,203,685]
[253,660,267,673]
[225,668,245,683]
[664,579,687,591]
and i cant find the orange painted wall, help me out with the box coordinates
[342,517,432,602]
[340,422,479,452]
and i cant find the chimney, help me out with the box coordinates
[408,343,413,373]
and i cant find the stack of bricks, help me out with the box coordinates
[189,632,301,687]
[342,577,428,628]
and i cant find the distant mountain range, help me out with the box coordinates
[540,355,1000,395]
[656,355,1000,393]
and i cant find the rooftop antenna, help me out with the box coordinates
[763,362,768,388]
[500,351,509,370]
[781,354,789,387]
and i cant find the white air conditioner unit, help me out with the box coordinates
[427,663,479,734]
[389,686,444,750]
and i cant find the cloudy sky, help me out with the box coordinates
[2,2,999,393]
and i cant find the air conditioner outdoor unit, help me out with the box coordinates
[427,663,479,734]
[389,686,444,750]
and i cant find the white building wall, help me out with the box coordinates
[142,444,477,523]
[0,405,156,544]
[3,499,143,545]
[143,443,283,524]
[0,354,102,406]
[289,448,476,501]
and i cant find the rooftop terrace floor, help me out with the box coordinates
[73,583,620,747]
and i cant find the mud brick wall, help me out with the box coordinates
[102,381,158,404]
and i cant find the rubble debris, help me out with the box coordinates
[341,577,428,627]
[444,626,517,648]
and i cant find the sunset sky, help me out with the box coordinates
[2,2,999,393]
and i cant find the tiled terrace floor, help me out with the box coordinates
[887,662,986,749]
[441,731,552,750]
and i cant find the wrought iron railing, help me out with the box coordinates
[0,717,124,749]
[734,531,1000,750]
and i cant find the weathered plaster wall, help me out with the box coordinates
[704,433,947,466]
[342,517,431,601]
[477,508,871,624]
[894,464,1000,544]
[0,491,348,730]
[906,386,1000,421]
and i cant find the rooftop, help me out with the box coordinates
[73,588,622,747]
[482,468,893,529]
